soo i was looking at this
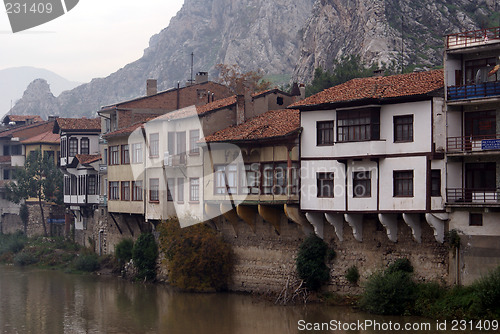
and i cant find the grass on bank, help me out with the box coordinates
[0,232,118,273]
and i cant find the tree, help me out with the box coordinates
[6,149,63,236]
[215,64,273,94]
[305,55,377,97]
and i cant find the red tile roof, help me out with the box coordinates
[103,121,145,139]
[54,118,100,132]
[3,115,43,123]
[291,69,444,108]
[204,109,300,143]
[75,154,101,165]
[21,131,60,144]
[0,121,54,140]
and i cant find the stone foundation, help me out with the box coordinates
[0,213,23,234]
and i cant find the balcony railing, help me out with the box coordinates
[447,188,499,204]
[446,26,500,49]
[447,81,500,101]
[447,134,500,153]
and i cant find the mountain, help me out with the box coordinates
[0,67,81,118]
[8,0,497,118]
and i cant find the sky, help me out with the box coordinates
[0,0,185,82]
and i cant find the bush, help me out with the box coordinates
[472,266,500,314]
[73,253,100,272]
[346,265,360,284]
[361,270,416,315]
[296,234,330,291]
[115,238,134,264]
[13,252,38,266]
[132,233,158,281]
[0,231,27,256]
[386,258,413,274]
[158,219,234,291]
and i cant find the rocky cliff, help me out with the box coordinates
[8,0,497,118]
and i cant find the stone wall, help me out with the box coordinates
[213,212,450,294]
[0,213,23,234]
[25,202,66,237]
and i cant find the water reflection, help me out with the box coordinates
[0,266,487,334]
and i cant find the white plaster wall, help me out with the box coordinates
[433,98,446,152]
[447,111,462,138]
[444,56,462,87]
[379,156,427,211]
[447,161,463,189]
[300,160,346,211]
[449,211,500,236]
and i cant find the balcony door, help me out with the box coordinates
[464,111,496,150]
[465,162,496,201]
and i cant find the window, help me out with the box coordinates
[3,169,9,180]
[394,115,413,142]
[190,178,199,202]
[149,178,159,202]
[189,129,200,155]
[274,163,288,195]
[61,138,67,158]
[176,132,186,164]
[132,181,143,201]
[109,181,119,200]
[214,165,237,194]
[121,145,130,164]
[132,143,143,164]
[177,178,184,203]
[241,163,260,194]
[290,163,300,195]
[465,57,497,84]
[317,172,334,198]
[353,171,371,197]
[431,169,441,197]
[393,170,413,197]
[3,145,9,156]
[317,121,334,146]
[44,150,55,164]
[262,163,274,195]
[81,138,89,155]
[277,96,284,105]
[71,175,77,195]
[167,178,174,201]
[149,133,159,157]
[469,213,483,226]
[88,175,96,195]
[69,138,78,157]
[109,145,119,165]
[11,145,21,156]
[103,149,108,165]
[337,108,380,142]
[121,181,130,201]
[64,176,70,195]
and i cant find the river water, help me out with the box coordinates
[0,265,491,334]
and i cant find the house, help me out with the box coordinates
[2,115,43,126]
[444,26,500,284]
[203,108,308,235]
[291,70,446,243]
[53,117,101,242]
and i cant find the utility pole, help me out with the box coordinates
[401,15,404,74]
[190,52,194,85]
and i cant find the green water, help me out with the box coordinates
[0,265,493,334]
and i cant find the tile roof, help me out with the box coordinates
[291,69,444,109]
[54,118,100,132]
[21,131,60,144]
[0,156,11,164]
[204,109,300,143]
[75,154,101,165]
[103,121,145,139]
[0,121,54,140]
[3,115,43,123]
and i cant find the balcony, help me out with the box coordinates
[447,188,499,205]
[446,26,500,49]
[447,135,500,154]
[447,81,500,101]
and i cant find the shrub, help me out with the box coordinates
[115,238,134,264]
[158,219,234,291]
[13,252,37,266]
[0,231,27,255]
[132,233,158,281]
[346,265,360,284]
[326,248,336,262]
[386,258,413,274]
[296,234,330,290]
[74,253,100,272]
[361,270,416,315]
[472,266,500,315]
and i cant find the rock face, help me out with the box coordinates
[9,0,496,118]
[8,79,59,119]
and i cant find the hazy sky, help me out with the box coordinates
[0,0,184,82]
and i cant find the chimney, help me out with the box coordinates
[195,72,208,84]
[299,83,306,100]
[48,115,59,122]
[146,79,158,96]
[236,81,252,125]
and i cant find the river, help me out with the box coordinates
[0,265,492,334]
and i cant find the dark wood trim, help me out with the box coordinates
[302,209,447,214]
[302,152,431,161]
[426,157,431,211]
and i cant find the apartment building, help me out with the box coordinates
[292,70,446,243]
[444,26,500,283]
